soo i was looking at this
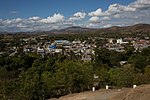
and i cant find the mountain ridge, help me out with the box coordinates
[98,24,150,33]
[0,23,150,34]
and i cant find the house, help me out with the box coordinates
[120,61,128,65]
[108,38,114,43]
[117,38,128,44]
[23,47,33,53]
[54,40,70,45]
[37,47,45,54]
[54,49,62,53]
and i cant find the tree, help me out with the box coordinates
[94,64,109,88]
[109,64,135,87]
[94,48,111,67]
[128,47,150,71]
[41,71,60,98]
[133,73,145,85]
[19,67,43,100]
[143,65,150,83]
[55,60,93,94]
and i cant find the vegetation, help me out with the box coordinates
[0,46,150,99]
[0,25,150,99]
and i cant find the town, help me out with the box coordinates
[1,34,149,62]
[1,26,150,100]
[1,0,150,99]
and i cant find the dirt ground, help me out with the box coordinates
[49,84,150,100]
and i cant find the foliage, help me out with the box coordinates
[109,64,135,87]
[128,47,150,71]
[0,43,150,99]
[143,65,150,83]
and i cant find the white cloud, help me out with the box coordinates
[0,13,67,32]
[108,4,136,13]
[74,12,86,18]
[40,13,65,23]
[113,14,121,18]
[69,12,86,21]
[88,4,135,17]
[86,23,96,28]
[101,16,111,20]
[103,24,112,28]
[15,18,23,23]
[90,0,150,27]
[130,0,150,10]
[29,16,41,21]
[16,23,27,28]
[0,19,2,23]
[3,19,12,24]
[0,0,150,32]
[88,8,103,16]
[3,18,24,25]
[89,16,100,23]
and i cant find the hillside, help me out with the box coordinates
[98,24,150,33]
[49,24,150,34]
[49,26,98,34]
[43,24,150,35]
[125,24,150,33]
[0,24,150,35]
[49,84,150,100]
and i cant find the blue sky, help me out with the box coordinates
[0,0,150,32]
[0,0,134,19]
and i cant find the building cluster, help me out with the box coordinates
[22,36,150,59]
[105,37,150,52]
[1,34,149,61]
[23,37,96,61]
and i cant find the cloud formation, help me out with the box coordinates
[130,0,150,10]
[89,16,100,23]
[0,0,150,32]
[88,0,150,27]
[88,8,103,16]
[40,13,64,23]
[69,12,86,21]
[0,13,67,32]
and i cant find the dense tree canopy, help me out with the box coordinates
[0,47,150,99]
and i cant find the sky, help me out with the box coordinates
[0,0,150,32]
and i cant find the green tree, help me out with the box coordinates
[94,65,109,88]
[143,65,150,83]
[109,64,135,87]
[55,60,93,94]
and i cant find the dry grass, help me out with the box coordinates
[49,84,150,100]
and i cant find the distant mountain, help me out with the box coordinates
[49,26,98,34]
[124,24,150,33]
[0,24,150,35]
[61,26,97,32]
[98,24,150,33]
[51,24,150,34]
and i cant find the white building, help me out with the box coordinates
[117,38,128,44]
[117,38,123,44]
[37,47,44,54]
